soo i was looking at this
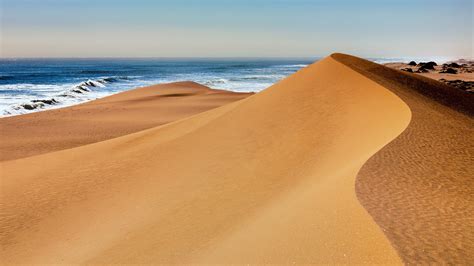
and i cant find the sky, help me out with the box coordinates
[0,0,472,58]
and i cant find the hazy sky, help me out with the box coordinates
[1,0,472,58]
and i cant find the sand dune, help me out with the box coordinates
[0,55,410,263]
[333,54,474,264]
[1,54,471,263]
[0,82,251,161]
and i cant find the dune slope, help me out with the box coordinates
[0,56,411,263]
[333,53,474,264]
[0,82,251,161]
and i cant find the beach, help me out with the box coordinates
[384,60,474,93]
[1,54,473,264]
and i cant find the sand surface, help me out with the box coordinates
[334,54,474,264]
[1,54,472,264]
[0,55,410,263]
[0,82,251,161]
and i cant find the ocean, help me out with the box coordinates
[0,58,317,117]
[0,56,444,117]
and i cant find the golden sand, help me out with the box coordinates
[0,82,251,161]
[1,54,472,264]
[333,53,474,264]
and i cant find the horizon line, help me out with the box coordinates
[1,55,469,61]
[0,56,321,60]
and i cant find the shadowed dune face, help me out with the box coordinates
[0,56,410,263]
[0,81,252,161]
[332,53,474,264]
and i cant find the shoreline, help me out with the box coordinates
[3,57,471,118]
[0,59,311,118]
[384,60,474,93]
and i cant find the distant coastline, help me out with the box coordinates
[0,59,311,117]
[2,56,469,118]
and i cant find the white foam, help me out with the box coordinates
[0,77,128,117]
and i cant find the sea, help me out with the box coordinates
[0,56,449,117]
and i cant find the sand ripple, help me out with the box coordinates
[334,53,474,264]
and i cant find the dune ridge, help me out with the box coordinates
[333,53,474,264]
[0,55,411,263]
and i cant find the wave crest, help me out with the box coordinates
[2,76,127,116]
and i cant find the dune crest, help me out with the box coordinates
[333,53,474,264]
[1,56,411,263]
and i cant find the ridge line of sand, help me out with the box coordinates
[1,55,411,263]
[332,53,474,264]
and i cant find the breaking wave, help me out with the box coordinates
[2,76,128,116]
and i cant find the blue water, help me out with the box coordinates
[0,58,316,116]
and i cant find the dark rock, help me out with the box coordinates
[401,68,413,73]
[438,79,474,93]
[446,62,460,68]
[440,68,457,74]
[416,68,429,73]
[408,61,417,66]
[418,61,437,70]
